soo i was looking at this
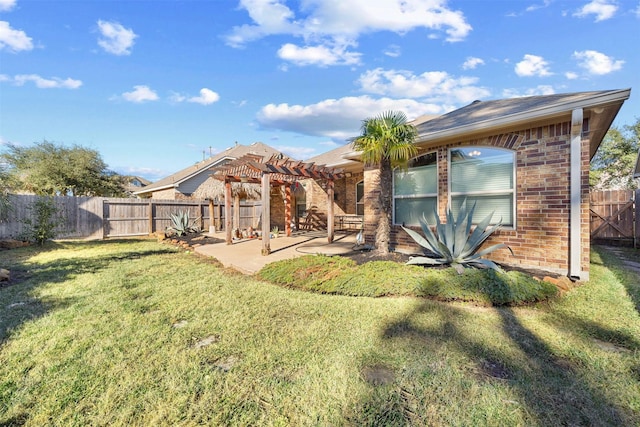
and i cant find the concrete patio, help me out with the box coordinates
[194,230,360,274]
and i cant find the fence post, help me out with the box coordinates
[148,200,154,236]
[102,199,108,239]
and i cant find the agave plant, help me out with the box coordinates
[168,210,200,236]
[401,200,512,273]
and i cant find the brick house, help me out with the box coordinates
[304,89,631,280]
[134,142,283,199]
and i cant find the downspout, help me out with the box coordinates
[570,108,583,280]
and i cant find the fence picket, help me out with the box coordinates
[0,195,260,240]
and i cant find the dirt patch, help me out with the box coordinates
[158,232,224,251]
[361,365,396,386]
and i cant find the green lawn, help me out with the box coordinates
[1,239,639,426]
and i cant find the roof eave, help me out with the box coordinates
[133,183,177,195]
[415,88,631,147]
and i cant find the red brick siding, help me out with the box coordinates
[387,119,589,277]
[300,173,364,226]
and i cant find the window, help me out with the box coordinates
[356,181,364,215]
[393,152,438,226]
[449,147,515,226]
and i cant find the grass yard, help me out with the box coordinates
[1,239,639,426]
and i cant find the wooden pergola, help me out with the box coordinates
[209,154,344,255]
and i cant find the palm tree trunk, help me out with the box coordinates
[374,160,393,255]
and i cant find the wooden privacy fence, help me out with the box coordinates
[0,195,261,240]
[590,189,639,247]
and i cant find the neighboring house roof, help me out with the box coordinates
[123,175,152,195]
[342,89,631,162]
[306,142,360,171]
[634,149,640,179]
[134,142,283,197]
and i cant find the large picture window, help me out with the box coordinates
[393,152,437,226]
[449,147,515,226]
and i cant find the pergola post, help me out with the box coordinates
[225,179,232,244]
[207,198,215,233]
[327,179,334,243]
[284,184,292,237]
[233,194,240,231]
[261,173,271,255]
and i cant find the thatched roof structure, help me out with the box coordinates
[192,176,262,200]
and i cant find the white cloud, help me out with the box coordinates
[357,68,491,105]
[171,88,221,105]
[277,42,361,66]
[188,88,220,105]
[525,0,552,13]
[226,0,471,66]
[0,21,33,52]
[257,95,445,140]
[118,166,167,181]
[565,71,579,79]
[97,20,137,55]
[573,50,624,75]
[635,2,640,18]
[573,0,617,21]
[502,85,556,98]
[275,145,318,160]
[121,85,158,103]
[462,57,484,70]
[383,44,401,58]
[6,74,82,89]
[0,0,16,12]
[514,54,552,77]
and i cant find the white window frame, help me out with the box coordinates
[356,180,364,216]
[392,152,438,226]
[447,147,516,228]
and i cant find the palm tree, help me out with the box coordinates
[352,110,418,255]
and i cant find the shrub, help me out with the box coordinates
[417,268,558,306]
[257,255,557,305]
[21,196,65,245]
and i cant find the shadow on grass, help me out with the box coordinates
[349,287,629,425]
[0,240,176,345]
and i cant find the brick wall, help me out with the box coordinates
[269,186,286,230]
[375,119,590,277]
[151,188,177,199]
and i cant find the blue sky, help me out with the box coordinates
[1,0,638,181]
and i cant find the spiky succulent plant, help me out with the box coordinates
[168,210,200,236]
[401,200,512,273]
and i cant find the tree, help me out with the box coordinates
[590,117,640,190]
[352,111,418,255]
[0,162,14,222]
[1,140,126,196]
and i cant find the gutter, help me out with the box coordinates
[570,108,583,280]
